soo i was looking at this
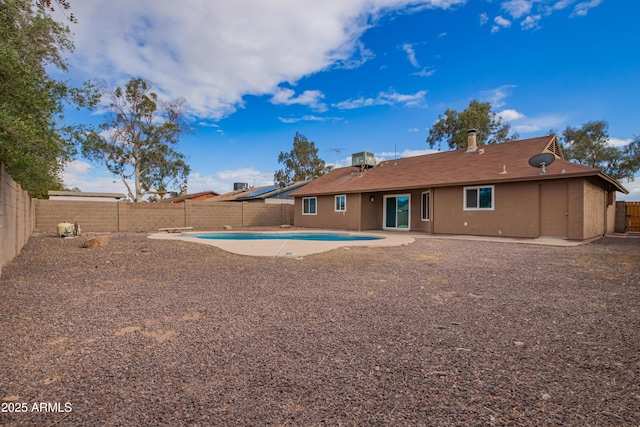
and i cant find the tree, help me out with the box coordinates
[426,99,518,150]
[561,120,640,182]
[0,0,97,197]
[79,78,190,202]
[274,132,331,186]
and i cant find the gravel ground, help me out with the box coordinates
[1,231,639,426]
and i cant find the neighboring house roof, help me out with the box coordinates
[291,135,628,196]
[211,181,311,202]
[48,191,127,199]
[159,191,220,203]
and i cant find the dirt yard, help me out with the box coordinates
[1,232,638,426]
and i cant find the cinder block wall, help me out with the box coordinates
[35,200,120,232]
[35,199,294,232]
[188,202,243,229]
[0,163,33,276]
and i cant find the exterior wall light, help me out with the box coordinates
[370,196,375,203]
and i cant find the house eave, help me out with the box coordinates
[292,171,629,197]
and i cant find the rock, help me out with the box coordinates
[83,235,109,248]
[513,341,525,347]
[436,325,447,330]
[2,395,20,402]
[222,225,232,230]
[542,393,551,401]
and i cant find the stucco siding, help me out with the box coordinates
[433,182,541,238]
[582,179,607,239]
[293,177,620,240]
[294,194,361,230]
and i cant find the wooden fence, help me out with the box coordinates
[627,202,640,232]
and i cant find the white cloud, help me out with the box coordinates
[401,43,420,68]
[377,148,436,159]
[270,87,327,112]
[520,14,542,30]
[61,160,131,194]
[62,160,277,196]
[277,115,344,123]
[482,0,599,33]
[571,0,602,17]
[494,15,512,27]
[511,113,568,134]
[188,169,274,194]
[480,84,515,108]
[501,0,533,19]
[608,138,633,148]
[66,0,463,120]
[64,159,93,176]
[491,15,511,32]
[411,67,436,77]
[334,89,428,109]
[498,109,525,121]
[617,179,640,202]
[545,0,577,13]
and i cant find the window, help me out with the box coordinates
[421,191,430,221]
[302,197,317,215]
[464,186,494,210]
[335,195,346,212]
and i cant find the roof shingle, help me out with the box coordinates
[291,135,627,196]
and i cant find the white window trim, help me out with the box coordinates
[335,194,346,212]
[421,191,430,221]
[463,185,495,211]
[382,194,411,231]
[302,197,317,215]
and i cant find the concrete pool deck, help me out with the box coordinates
[149,231,414,258]
[148,230,584,258]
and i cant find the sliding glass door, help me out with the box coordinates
[384,195,410,230]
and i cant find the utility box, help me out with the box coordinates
[233,182,249,191]
[351,152,376,168]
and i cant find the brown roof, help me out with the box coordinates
[291,135,628,196]
[208,181,310,202]
[48,191,126,199]
[159,191,219,203]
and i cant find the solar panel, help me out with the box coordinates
[246,185,277,197]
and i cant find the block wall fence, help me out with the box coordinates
[34,199,294,233]
[0,163,34,277]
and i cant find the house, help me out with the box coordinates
[47,190,126,202]
[211,181,310,204]
[289,132,628,240]
[159,190,220,203]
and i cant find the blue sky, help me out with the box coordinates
[57,0,640,200]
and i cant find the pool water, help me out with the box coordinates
[193,232,382,241]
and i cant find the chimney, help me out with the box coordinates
[467,129,477,152]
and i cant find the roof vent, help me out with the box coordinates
[351,151,376,168]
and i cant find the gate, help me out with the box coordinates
[628,202,640,232]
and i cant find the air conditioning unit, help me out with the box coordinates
[233,182,249,191]
[351,151,376,168]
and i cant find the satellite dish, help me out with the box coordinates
[528,153,555,175]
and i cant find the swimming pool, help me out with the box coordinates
[193,232,383,241]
